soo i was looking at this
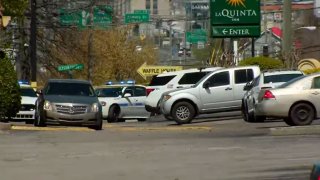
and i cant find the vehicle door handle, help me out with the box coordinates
[225,87,232,91]
[177,86,183,88]
[312,92,320,95]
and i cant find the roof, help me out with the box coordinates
[263,70,303,76]
[94,84,145,89]
[47,79,91,84]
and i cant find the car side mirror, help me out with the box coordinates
[203,81,210,89]
[123,93,132,97]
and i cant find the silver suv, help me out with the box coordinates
[35,79,103,130]
[242,70,304,122]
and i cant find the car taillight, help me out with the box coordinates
[263,90,275,99]
[146,88,155,96]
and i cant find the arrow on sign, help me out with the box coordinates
[222,29,228,35]
[137,62,183,80]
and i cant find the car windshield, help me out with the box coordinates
[20,88,37,97]
[95,87,123,97]
[277,75,306,88]
[264,73,303,84]
[45,82,96,97]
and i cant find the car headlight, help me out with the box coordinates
[163,95,172,101]
[43,100,52,111]
[91,103,99,112]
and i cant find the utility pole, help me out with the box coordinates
[282,0,292,66]
[87,1,94,82]
[30,0,37,87]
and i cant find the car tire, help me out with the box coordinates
[289,103,314,126]
[91,116,103,130]
[164,115,173,121]
[108,105,120,123]
[283,118,295,126]
[172,101,195,125]
[25,119,34,124]
[137,118,147,122]
[254,115,266,122]
[34,111,46,127]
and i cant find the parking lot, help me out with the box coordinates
[1,112,320,180]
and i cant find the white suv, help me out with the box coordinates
[242,70,304,122]
[145,67,222,117]
[159,66,260,124]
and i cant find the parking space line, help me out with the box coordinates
[103,124,213,131]
[11,126,94,132]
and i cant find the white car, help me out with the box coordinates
[242,70,304,122]
[95,83,150,123]
[13,84,37,124]
[145,67,222,118]
[159,66,261,124]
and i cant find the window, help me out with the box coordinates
[45,82,95,97]
[207,71,230,87]
[134,87,146,96]
[235,69,254,84]
[20,88,37,97]
[312,76,320,89]
[178,72,209,85]
[153,0,158,14]
[96,87,122,97]
[146,0,150,9]
[264,74,303,84]
[149,75,176,86]
[253,76,261,87]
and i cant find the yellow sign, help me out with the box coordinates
[137,62,183,80]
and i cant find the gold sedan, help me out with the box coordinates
[255,73,320,126]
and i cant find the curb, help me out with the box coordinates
[270,125,320,136]
[0,122,12,131]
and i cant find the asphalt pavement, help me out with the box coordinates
[0,113,320,180]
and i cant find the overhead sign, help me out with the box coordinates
[134,9,150,14]
[125,13,150,24]
[93,5,113,28]
[211,26,260,37]
[137,62,183,80]
[210,0,260,25]
[186,29,208,43]
[57,64,84,72]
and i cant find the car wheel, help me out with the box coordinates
[283,118,295,126]
[137,118,147,122]
[25,119,34,124]
[254,115,266,122]
[164,115,173,121]
[91,116,103,130]
[108,105,120,123]
[172,102,195,125]
[34,111,46,127]
[289,103,314,126]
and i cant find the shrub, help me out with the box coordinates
[238,56,284,71]
[302,68,320,75]
[0,56,21,121]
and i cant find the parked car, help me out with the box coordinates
[12,84,38,124]
[145,67,222,119]
[95,82,150,123]
[242,70,304,122]
[159,66,260,124]
[255,73,320,126]
[310,162,320,180]
[35,79,103,130]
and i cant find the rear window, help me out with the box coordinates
[20,88,37,97]
[178,72,209,85]
[149,75,176,86]
[264,74,303,84]
[95,87,123,97]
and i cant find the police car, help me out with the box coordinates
[95,80,150,123]
[13,81,37,124]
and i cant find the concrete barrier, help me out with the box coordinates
[270,125,320,136]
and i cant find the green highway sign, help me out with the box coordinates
[210,0,260,25]
[125,13,150,24]
[186,30,208,43]
[57,64,84,72]
[59,8,80,26]
[93,5,113,28]
[134,9,150,14]
[211,26,261,38]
